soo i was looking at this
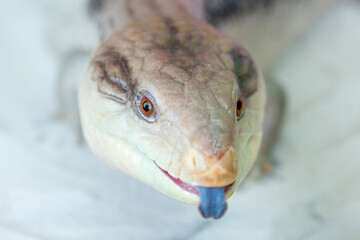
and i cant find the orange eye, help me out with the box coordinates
[140,96,154,117]
[134,91,158,122]
[236,97,244,118]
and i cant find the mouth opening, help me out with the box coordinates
[155,162,234,196]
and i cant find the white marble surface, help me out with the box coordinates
[0,1,359,239]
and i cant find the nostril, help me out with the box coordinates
[217,149,228,160]
[185,149,208,171]
[192,157,196,167]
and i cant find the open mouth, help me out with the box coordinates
[155,163,234,195]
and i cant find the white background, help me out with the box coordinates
[0,1,359,239]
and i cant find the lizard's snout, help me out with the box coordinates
[179,147,237,187]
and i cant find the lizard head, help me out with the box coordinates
[79,16,265,218]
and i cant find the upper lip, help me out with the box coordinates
[155,162,234,195]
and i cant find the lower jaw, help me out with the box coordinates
[155,162,234,196]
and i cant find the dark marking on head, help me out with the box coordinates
[230,48,258,97]
[111,52,132,83]
[161,17,198,69]
[163,17,180,54]
[204,0,275,25]
[92,50,135,103]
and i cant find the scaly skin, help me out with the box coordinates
[79,3,265,216]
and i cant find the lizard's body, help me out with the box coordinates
[74,0,338,219]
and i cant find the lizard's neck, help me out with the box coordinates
[90,0,206,40]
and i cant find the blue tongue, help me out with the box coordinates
[196,186,227,219]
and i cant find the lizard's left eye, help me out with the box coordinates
[134,91,158,122]
[236,97,244,119]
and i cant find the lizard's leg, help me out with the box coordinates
[250,77,286,178]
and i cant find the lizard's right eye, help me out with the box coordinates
[134,91,158,123]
